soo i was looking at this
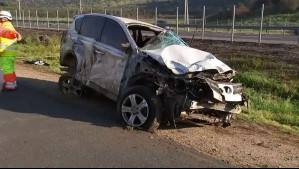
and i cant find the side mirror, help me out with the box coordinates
[121,42,132,55]
[121,42,131,49]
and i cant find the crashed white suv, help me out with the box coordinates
[60,14,247,131]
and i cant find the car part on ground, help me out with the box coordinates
[59,13,248,132]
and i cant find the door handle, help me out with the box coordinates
[95,50,105,55]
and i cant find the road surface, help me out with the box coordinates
[0,65,232,168]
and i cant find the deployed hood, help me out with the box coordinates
[144,45,233,75]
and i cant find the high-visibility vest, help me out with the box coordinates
[0,22,17,56]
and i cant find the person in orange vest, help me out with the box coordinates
[0,11,22,91]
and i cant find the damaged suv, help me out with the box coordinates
[60,14,247,131]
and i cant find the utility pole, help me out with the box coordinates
[184,0,189,31]
[80,0,82,14]
[18,0,21,20]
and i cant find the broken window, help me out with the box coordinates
[141,31,187,50]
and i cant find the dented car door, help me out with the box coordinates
[90,18,130,100]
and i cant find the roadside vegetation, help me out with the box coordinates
[16,32,299,134]
[228,55,299,133]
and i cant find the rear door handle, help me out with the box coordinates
[95,50,105,55]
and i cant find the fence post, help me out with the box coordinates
[29,10,32,29]
[47,10,49,29]
[283,18,288,36]
[57,10,59,31]
[136,8,139,21]
[202,6,205,40]
[240,19,243,34]
[253,18,256,34]
[176,7,179,35]
[259,4,264,44]
[155,7,157,25]
[22,10,25,28]
[15,10,19,27]
[67,10,70,28]
[216,18,218,32]
[227,19,230,33]
[231,5,235,42]
[36,10,39,29]
[268,18,272,35]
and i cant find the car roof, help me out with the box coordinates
[77,13,165,31]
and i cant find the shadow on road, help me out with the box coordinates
[0,77,121,128]
[0,77,215,130]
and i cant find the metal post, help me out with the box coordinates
[216,18,218,32]
[29,10,32,29]
[80,0,82,14]
[202,6,205,40]
[259,4,264,44]
[227,19,230,33]
[155,7,157,25]
[254,18,256,34]
[67,10,70,28]
[91,8,93,13]
[22,10,25,28]
[136,8,139,21]
[240,19,243,34]
[57,10,59,31]
[187,0,189,32]
[184,0,186,25]
[269,18,272,35]
[231,5,235,42]
[36,10,39,29]
[47,10,49,29]
[121,8,123,17]
[176,7,179,35]
[16,10,19,27]
[105,9,107,15]
[283,18,287,36]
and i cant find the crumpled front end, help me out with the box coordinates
[140,44,248,127]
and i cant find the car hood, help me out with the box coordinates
[143,45,233,75]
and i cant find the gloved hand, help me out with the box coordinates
[14,32,22,41]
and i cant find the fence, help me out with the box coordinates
[10,4,299,45]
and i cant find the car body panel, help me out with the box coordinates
[60,13,247,127]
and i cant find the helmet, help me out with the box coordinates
[0,11,12,21]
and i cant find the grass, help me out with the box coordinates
[15,34,299,133]
[227,55,299,133]
[16,35,61,73]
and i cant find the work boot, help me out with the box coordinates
[4,81,17,91]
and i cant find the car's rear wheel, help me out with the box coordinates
[58,73,83,97]
[117,86,163,132]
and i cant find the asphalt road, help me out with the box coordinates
[0,76,232,168]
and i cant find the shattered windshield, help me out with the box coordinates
[141,31,187,50]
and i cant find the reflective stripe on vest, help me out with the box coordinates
[0,22,17,55]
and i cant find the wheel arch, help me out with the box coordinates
[61,51,77,68]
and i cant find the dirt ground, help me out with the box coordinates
[15,28,299,168]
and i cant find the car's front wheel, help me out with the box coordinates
[117,86,163,132]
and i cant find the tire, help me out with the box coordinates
[58,73,83,97]
[117,86,163,132]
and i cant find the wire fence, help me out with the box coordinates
[10,4,299,45]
